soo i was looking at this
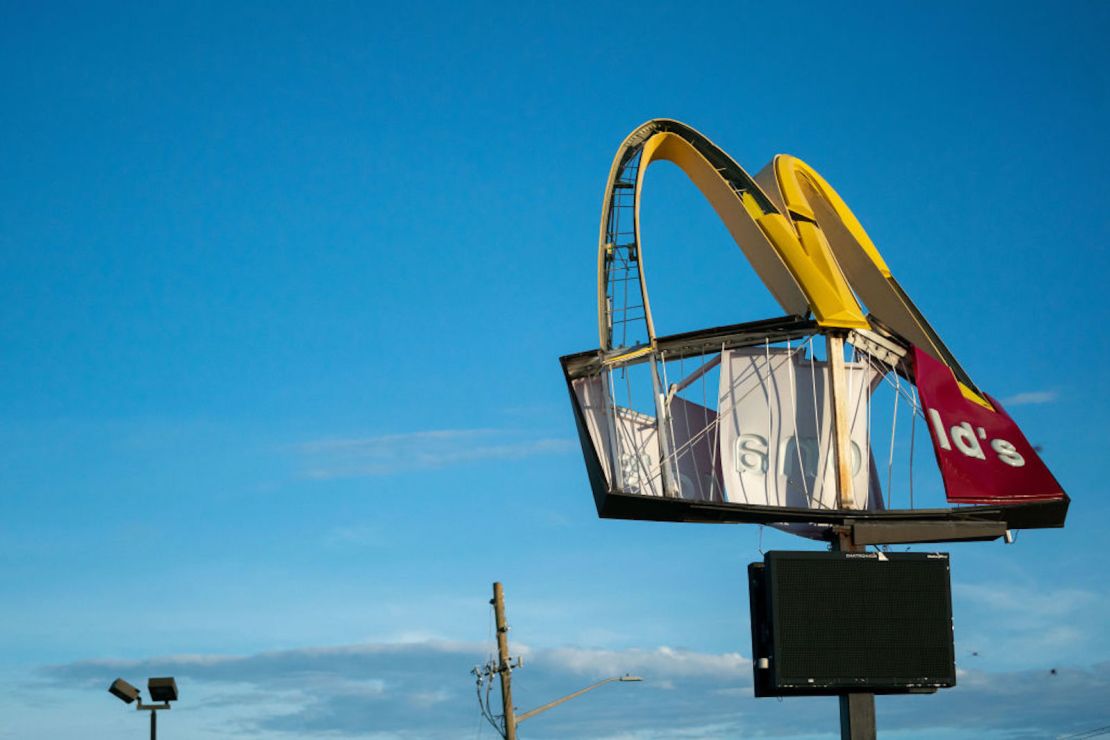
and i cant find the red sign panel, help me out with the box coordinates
[913,347,1065,504]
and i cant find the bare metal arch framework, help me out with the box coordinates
[596,119,985,407]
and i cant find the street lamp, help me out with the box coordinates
[108,676,178,739]
[516,674,643,724]
[474,664,643,739]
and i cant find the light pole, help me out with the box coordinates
[108,677,178,739]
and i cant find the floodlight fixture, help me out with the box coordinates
[109,678,140,704]
[147,677,178,703]
[106,676,178,739]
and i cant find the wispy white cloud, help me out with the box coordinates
[953,583,1108,666]
[1001,390,1058,406]
[322,524,388,548]
[542,645,748,680]
[954,583,1098,619]
[294,428,575,478]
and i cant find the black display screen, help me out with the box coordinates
[750,551,956,696]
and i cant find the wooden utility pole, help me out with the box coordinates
[826,333,877,740]
[492,582,518,740]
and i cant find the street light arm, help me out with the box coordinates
[516,675,642,724]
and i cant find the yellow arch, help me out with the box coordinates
[759,155,986,407]
[596,119,988,406]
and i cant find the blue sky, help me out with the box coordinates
[1,1,1108,738]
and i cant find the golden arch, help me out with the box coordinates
[597,119,985,407]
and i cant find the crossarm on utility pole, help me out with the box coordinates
[517,676,642,723]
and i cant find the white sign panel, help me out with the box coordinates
[668,396,723,502]
[573,376,720,499]
[572,375,662,496]
[717,347,879,510]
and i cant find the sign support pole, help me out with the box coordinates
[827,333,878,739]
[832,529,878,740]
[826,334,856,509]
